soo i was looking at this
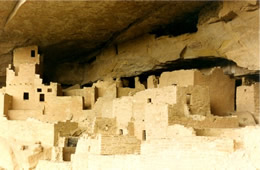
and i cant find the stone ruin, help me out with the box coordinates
[0,1,259,169]
[0,45,259,170]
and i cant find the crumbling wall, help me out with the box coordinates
[93,117,117,135]
[134,86,177,105]
[117,87,140,97]
[237,85,255,111]
[168,115,239,129]
[159,68,235,116]
[63,87,96,109]
[92,81,117,117]
[237,83,260,123]
[194,68,235,116]
[147,75,158,89]
[174,85,211,116]
[159,70,195,87]
[0,93,12,118]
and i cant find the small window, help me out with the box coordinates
[115,44,118,55]
[142,130,146,141]
[37,88,42,92]
[23,92,29,100]
[119,129,123,135]
[47,88,52,92]
[40,94,45,102]
[31,50,35,57]
[147,98,152,103]
[186,94,191,105]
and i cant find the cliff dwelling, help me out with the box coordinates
[0,1,259,170]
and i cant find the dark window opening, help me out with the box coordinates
[23,92,29,100]
[139,75,148,89]
[147,98,152,103]
[121,77,135,88]
[37,88,42,92]
[119,129,123,135]
[40,94,45,102]
[142,130,146,141]
[115,44,118,55]
[186,94,191,105]
[47,88,52,92]
[234,79,242,111]
[31,50,35,57]
[67,138,78,147]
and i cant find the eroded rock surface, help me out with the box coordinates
[0,1,208,82]
[46,1,259,85]
[0,1,258,85]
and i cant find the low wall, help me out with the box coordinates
[75,135,140,156]
[100,135,141,155]
[169,115,239,128]
[8,109,43,120]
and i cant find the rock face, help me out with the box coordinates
[49,1,259,85]
[0,1,258,85]
[0,1,208,83]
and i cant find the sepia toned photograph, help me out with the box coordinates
[0,0,259,169]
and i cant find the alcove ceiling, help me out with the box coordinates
[0,1,209,64]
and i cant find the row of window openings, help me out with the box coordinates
[23,92,45,102]
[37,88,52,93]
